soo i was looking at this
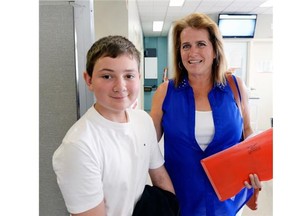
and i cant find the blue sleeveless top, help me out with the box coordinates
[162,77,253,216]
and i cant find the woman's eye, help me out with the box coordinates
[182,44,190,50]
[198,42,206,47]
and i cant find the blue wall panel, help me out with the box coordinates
[143,37,167,112]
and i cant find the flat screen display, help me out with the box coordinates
[218,14,257,38]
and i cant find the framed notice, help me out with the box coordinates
[144,57,158,79]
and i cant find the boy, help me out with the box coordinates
[52,35,175,216]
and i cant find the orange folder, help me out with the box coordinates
[201,128,273,201]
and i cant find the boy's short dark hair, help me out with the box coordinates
[86,35,141,77]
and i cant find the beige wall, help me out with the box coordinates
[93,0,144,109]
[94,0,128,39]
[127,0,145,109]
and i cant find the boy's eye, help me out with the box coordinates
[102,75,112,79]
[126,74,135,79]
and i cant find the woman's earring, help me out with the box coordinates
[214,52,219,66]
[178,62,183,70]
[215,57,219,66]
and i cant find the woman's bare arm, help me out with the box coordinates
[150,81,169,142]
[235,76,253,138]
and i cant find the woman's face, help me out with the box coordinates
[180,27,215,76]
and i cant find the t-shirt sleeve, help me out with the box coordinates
[52,140,103,214]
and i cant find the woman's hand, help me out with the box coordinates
[244,174,262,210]
[244,174,262,190]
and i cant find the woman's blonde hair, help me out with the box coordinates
[172,13,227,87]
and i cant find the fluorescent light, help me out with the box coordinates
[169,0,185,7]
[260,0,273,7]
[153,21,163,32]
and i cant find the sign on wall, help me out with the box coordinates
[144,57,158,79]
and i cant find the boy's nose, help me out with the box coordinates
[113,79,127,93]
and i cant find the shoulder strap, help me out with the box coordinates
[226,74,246,140]
[226,74,243,117]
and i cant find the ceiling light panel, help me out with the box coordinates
[153,21,164,32]
[169,0,185,7]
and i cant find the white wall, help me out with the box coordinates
[248,39,273,131]
[254,14,273,38]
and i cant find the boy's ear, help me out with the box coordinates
[83,72,93,90]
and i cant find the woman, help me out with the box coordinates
[150,13,261,216]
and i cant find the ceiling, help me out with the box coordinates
[136,0,273,37]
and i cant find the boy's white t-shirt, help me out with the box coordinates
[52,106,164,215]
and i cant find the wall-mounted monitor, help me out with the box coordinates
[218,14,257,38]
